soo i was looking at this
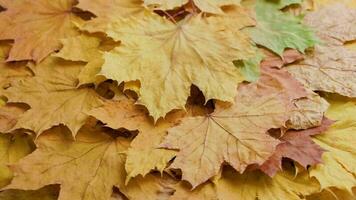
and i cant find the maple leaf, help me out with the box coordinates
[170,181,217,200]
[0,185,59,200]
[144,0,241,14]
[3,57,103,137]
[310,98,356,193]
[77,0,146,33]
[121,174,176,200]
[247,0,318,56]
[287,45,356,97]
[159,73,302,187]
[0,0,81,62]
[0,133,34,188]
[287,89,329,130]
[102,13,255,120]
[55,34,107,85]
[260,117,333,177]
[287,4,356,98]
[4,125,131,200]
[216,167,320,200]
[89,95,177,182]
[304,4,356,45]
[89,90,208,182]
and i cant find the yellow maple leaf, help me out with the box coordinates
[0,0,81,62]
[4,125,130,200]
[102,13,254,120]
[144,0,241,14]
[0,133,34,188]
[3,57,103,137]
[89,93,190,182]
[216,167,319,200]
[310,98,356,193]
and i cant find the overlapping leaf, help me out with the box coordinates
[101,13,255,120]
[160,68,304,187]
[3,57,103,136]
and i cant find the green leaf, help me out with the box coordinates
[248,0,318,56]
[234,51,264,82]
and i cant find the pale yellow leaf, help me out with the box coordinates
[102,13,254,120]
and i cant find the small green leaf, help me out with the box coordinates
[248,0,318,56]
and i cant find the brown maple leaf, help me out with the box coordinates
[159,75,304,187]
[260,118,334,177]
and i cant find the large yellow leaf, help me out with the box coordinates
[216,168,319,200]
[310,98,356,193]
[144,0,241,14]
[102,13,254,120]
[3,57,103,137]
[160,76,298,187]
[0,0,81,62]
[4,125,130,200]
[0,133,34,188]
[77,0,146,33]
